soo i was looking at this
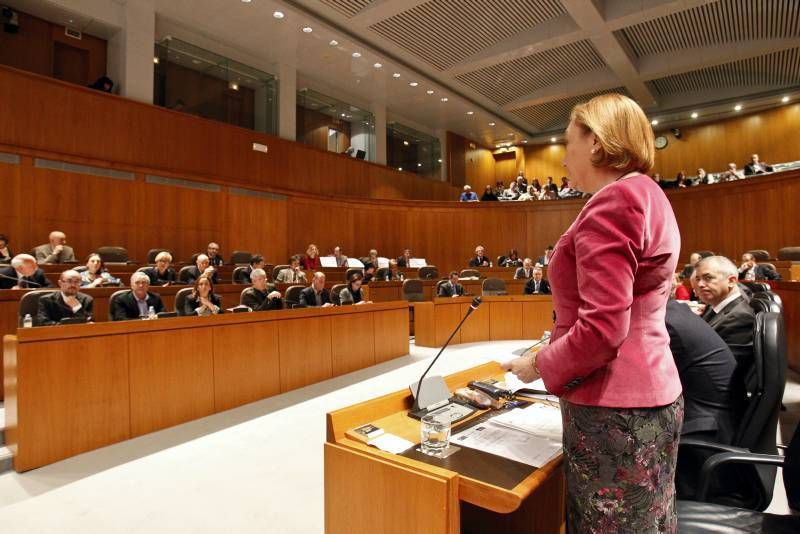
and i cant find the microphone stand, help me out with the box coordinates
[0,272,42,287]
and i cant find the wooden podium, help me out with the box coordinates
[325,362,565,533]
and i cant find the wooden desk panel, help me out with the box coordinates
[331,313,375,377]
[373,307,410,364]
[522,301,554,340]
[435,302,464,347]
[489,302,523,340]
[459,301,490,344]
[278,316,333,392]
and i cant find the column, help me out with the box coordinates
[278,63,296,141]
[107,0,155,103]
[372,102,387,166]
[436,129,447,182]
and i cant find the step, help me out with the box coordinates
[0,445,11,474]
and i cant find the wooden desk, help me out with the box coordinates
[3,301,409,471]
[768,281,800,372]
[366,279,529,303]
[413,296,554,348]
[771,261,800,282]
[325,361,565,533]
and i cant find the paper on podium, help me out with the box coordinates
[368,433,414,454]
[503,372,559,402]
[319,256,338,268]
[490,404,563,441]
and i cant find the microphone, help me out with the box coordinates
[410,296,482,415]
[0,273,42,287]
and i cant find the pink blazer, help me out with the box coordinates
[536,174,682,408]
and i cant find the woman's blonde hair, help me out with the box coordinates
[570,93,654,174]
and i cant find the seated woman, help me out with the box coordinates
[80,253,121,287]
[0,234,13,264]
[301,244,321,271]
[339,273,372,306]
[183,276,224,316]
[141,251,177,286]
[501,249,523,267]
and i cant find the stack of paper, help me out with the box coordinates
[490,403,563,441]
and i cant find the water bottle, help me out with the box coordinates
[148,306,156,319]
[489,261,493,268]
[22,314,33,328]
[385,273,390,282]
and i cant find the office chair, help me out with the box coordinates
[417,266,438,280]
[107,290,129,320]
[229,251,252,265]
[96,246,131,264]
[18,290,57,326]
[272,264,289,281]
[745,249,771,261]
[175,287,194,316]
[481,278,507,296]
[459,269,480,278]
[401,279,425,302]
[330,284,346,305]
[284,285,305,308]
[232,266,249,284]
[178,265,195,284]
[777,246,800,261]
[146,248,172,264]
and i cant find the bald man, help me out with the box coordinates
[34,231,76,264]
[36,269,93,325]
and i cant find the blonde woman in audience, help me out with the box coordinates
[302,244,321,271]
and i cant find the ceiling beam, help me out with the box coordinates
[350,0,429,26]
[504,67,620,110]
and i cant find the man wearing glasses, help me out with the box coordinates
[36,269,93,326]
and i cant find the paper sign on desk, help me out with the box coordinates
[490,404,563,441]
[368,433,414,454]
[502,372,559,402]
[452,416,562,468]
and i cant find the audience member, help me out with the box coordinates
[141,251,177,286]
[675,171,688,188]
[738,252,780,281]
[240,268,283,311]
[110,272,165,321]
[674,272,692,300]
[88,76,114,92]
[721,163,744,181]
[0,234,12,263]
[34,231,76,264]
[80,253,121,287]
[501,182,519,200]
[515,173,528,192]
[493,181,505,197]
[0,254,52,289]
[184,254,219,284]
[397,249,412,268]
[744,153,773,175]
[500,249,522,267]
[362,263,377,284]
[36,270,93,326]
[234,255,265,284]
[459,185,478,202]
[366,248,380,266]
[516,185,536,201]
[652,172,662,184]
[523,268,550,294]
[530,179,542,194]
[538,187,557,200]
[438,271,464,297]
[536,246,554,266]
[301,244,321,271]
[694,256,755,366]
[387,259,402,280]
[696,168,713,184]
[340,272,372,305]
[514,258,535,279]
[276,255,307,283]
[206,242,223,267]
[184,276,223,316]
[480,185,498,201]
[332,246,348,267]
[299,272,332,307]
[468,245,490,267]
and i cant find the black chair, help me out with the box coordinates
[435,279,448,297]
[678,311,787,510]
[750,294,782,315]
[108,290,129,320]
[481,278,507,296]
[178,265,194,284]
[229,251,252,265]
[284,285,304,308]
[402,279,425,302]
[96,246,131,264]
[331,284,346,305]
[777,246,800,261]
[18,290,57,326]
[175,287,194,316]
[459,269,480,278]
[375,267,390,280]
[417,266,438,280]
[677,422,800,532]
[496,255,506,267]
[749,282,773,294]
[232,266,249,284]
[146,248,172,264]
[746,249,771,261]
[272,264,289,281]
[188,253,200,265]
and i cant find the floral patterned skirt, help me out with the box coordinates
[560,396,684,534]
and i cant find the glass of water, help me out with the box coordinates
[420,413,451,457]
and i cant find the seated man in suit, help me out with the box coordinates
[743,153,773,176]
[299,272,333,307]
[34,231,76,264]
[524,268,551,295]
[36,269,93,326]
[459,185,478,202]
[738,252,781,281]
[206,242,224,267]
[234,255,265,285]
[694,256,755,366]
[0,254,53,289]
[387,259,402,280]
[468,245,490,267]
[536,245,554,266]
[240,268,282,311]
[184,254,219,285]
[332,246,348,268]
[514,258,535,280]
[276,255,307,284]
[140,251,177,286]
[438,271,464,298]
[110,272,165,321]
[396,248,412,268]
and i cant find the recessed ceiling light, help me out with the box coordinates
[241,0,252,3]
[440,97,448,102]
[437,158,442,163]
[68,19,74,23]
[398,167,403,171]
[651,119,659,125]
[426,90,434,95]
[329,39,338,46]
[734,104,742,111]
[466,111,474,115]
[229,82,239,91]
[522,140,528,143]
[417,163,422,167]
[489,122,495,126]
[409,82,418,87]
[550,137,557,143]
[392,72,401,78]
[373,62,382,68]
[403,141,409,146]
[352,52,361,58]
[302,26,313,33]
[273,11,284,18]
[153,57,159,64]
[690,112,699,119]
[192,59,201,65]
[782,96,790,103]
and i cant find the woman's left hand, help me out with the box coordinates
[502,355,541,383]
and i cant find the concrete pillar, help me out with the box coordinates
[278,63,296,141]
[436,129,447,182]
[372,102,387,166]
[107,0,155,103]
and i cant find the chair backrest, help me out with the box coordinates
[232,266,249,284]
[18,290,57,326]
[239,288,251,306]
[178,265,194,283]
[417,266,438,280]
[785,422,800,512]
[146,248,171,264]
[188,253,200,265]
[284,285,305,307]
[375,267,389,280]
[96,246,129,263]
[481,277,507,296]
[108,290,129,320]
[459,269,480,278]
[73,265,88,273]
[746,249,771,261]
[748,282,772,294]
[777,246,800,261]
[435,280,448,296]
[175,287,194,315]
[272,264,289,281]
[402,279,425,302]
[496,256,506,266]
[749,295,782,315]
[229,251,252,265]
[331,284,346,305]
[345,268,364,282]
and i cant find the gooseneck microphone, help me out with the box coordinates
[411,296,482,413]
[0,273,42,287]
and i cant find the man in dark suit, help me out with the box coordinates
[110,272,165,320]
[234,255,265,285]
[183,254,219,285]
[695,256,755,366]
[536,245,554,266]
[738,253,781,281]
[206,242,224,267]
[468,245,490,267]
[396,248,412,268]
[299,272,332,307]
[438,271,464,298]
[0,254,53,289]
[36,269,93,325]
[240,268,282,311]
[514,258,535,280]
[523,269,551,295]
[743,153,773,176]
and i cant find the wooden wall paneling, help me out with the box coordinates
[212,321,281,412]
[0,156,33,253]
[278,316,333,391]
[224,191,289,265]
[331,312,375,376]
[489,302,524,340]
[50,25,107,85]
[373,308,410,363]
[0,12,52,77]
[412,302,435,347]
[286,197,357,261]
[493,149,520,186]
[523,144,567,183]
[446,132,467,188]
[128,328,215,437]
[434,302,463,347]
[12,336,130,471]
[521,300,554,340]
[459,301,490,343]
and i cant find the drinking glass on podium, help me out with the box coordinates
[420,413,451,456]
